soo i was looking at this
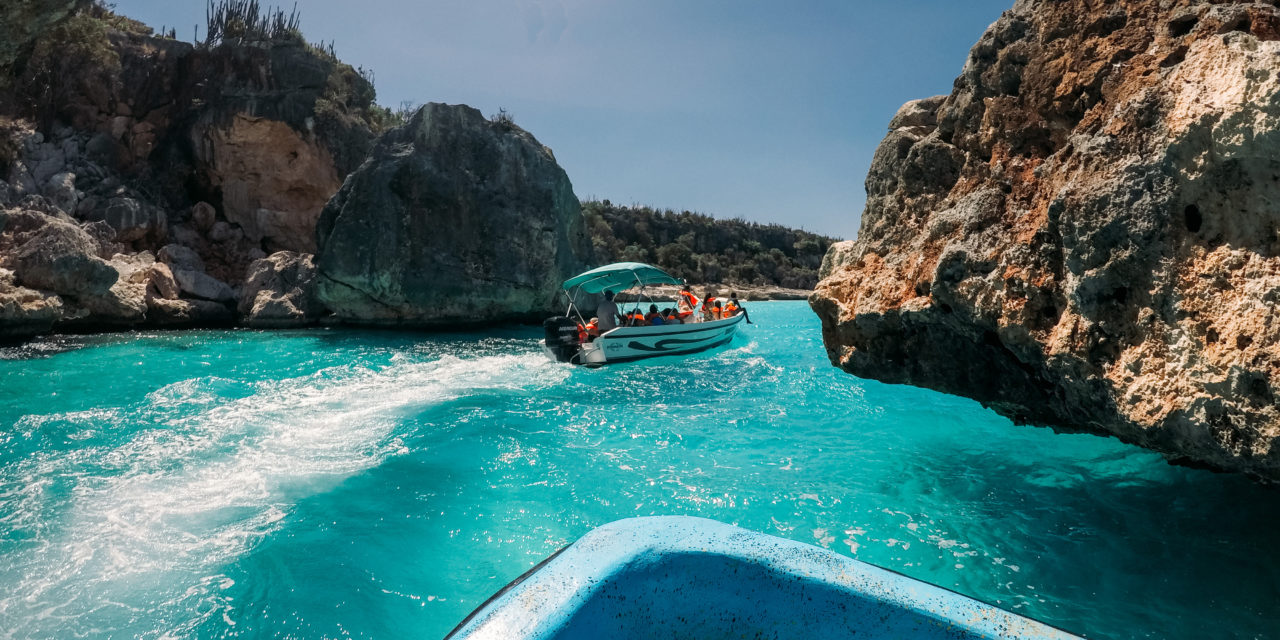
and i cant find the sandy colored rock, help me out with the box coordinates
[811,0,1280,480]
[196,114,342,253]
[0,268,63,340]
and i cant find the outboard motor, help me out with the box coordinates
[543,316,581,363]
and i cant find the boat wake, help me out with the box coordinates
[0,351,563,638]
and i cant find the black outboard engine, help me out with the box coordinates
[543,316,581,363]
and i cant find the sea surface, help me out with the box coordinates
[1,301,1277,639]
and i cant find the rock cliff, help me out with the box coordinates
[315,103,593,325]
[0,4,380,338]
[812,0,1280,480]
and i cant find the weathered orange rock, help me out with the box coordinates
[197,115,341,254]
[812,0,1280,480]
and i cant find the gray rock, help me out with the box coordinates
[81,220,124,257]
[171,268,235,303]
[91,197,167,244]
[157,244,205,272]
[191,201,216,233]
[147,297,235,326]
[4,210,119,299]
[7,161,37,198]
[314,103,593,325]
[208,220,241,244]
[238,251,324,326]
[0,268,64,340]
[43,171,78,213]
[887,96,947,131]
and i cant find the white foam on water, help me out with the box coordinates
[0,351,564,638]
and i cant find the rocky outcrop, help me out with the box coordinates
[238,251,322,327]
[198,114,342,253]
[812,1,1280,480]
[0,3,392,338]
[0,203,229,335]
[315,103,593,325]
[0,0,83,78]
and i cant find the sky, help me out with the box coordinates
[112,0,1013,239]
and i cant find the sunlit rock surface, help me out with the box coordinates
[812,0,1280,480]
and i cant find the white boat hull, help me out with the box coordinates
[545,314,746,366]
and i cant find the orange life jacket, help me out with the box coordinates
[723,302,738,316]
[680,290,699,309]
[629,312,646,325]
[577,323,588,343]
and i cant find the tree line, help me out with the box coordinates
[582,200,839,290]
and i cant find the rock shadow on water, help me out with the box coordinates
[914,445,1280,638]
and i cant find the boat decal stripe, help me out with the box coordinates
[625,335,724,352]
[601,315,743,339]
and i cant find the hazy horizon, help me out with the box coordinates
[112,0,1013,239]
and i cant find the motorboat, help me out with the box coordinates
[541,262,746,366]
[446,516,1083,640]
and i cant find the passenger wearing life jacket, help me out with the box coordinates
[645,304,664,325]
[627,309,647,326]
[701,294,718,321]
[711,300,724,320]
[678,286,699,315]
[722,300,739,316]
[664,308,682,324]
[676,297,695,321]
[583,317,600,341]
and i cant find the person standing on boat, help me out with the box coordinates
[679,285,699,313]
[597,290,623,333]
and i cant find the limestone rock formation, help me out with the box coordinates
[0,3,386,338]
[238,251,323,327]
[315,103,593,325]
[812,0,1280,480]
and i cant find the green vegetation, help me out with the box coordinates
[490,107,516,131]
[17,9,120,129]
[583,200,838,289]
[203,0,301,46]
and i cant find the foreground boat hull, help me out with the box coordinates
[546,314,746,366]
[447,516,1081,640]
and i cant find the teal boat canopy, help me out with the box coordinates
[561,262,682,295]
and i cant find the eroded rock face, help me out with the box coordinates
[194,113,342,254]
[811,1,1280,480]
[238,251,323,327]
[315,103,593,325]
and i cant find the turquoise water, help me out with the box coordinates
[0,301,1277,639]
